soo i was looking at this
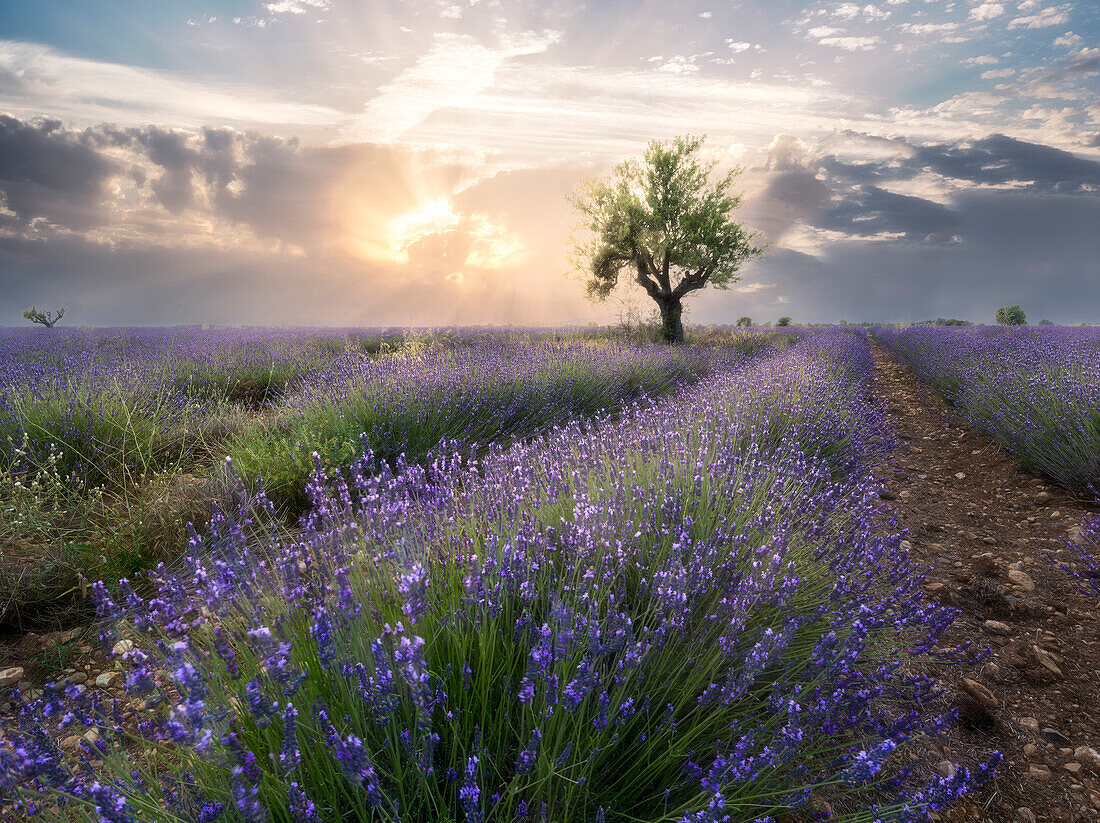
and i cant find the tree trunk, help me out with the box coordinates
[658,298,684,344]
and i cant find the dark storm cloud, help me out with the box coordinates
[722,131,1100,324]
[912,135,1100,194]
[0,115,117,228]
[0,116,472,251]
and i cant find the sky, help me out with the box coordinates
[1,0,1098,327]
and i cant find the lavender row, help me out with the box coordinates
[230,338,747,513]
[873,326,1100,492]
[0,325,761,486]
[0,330,994,821]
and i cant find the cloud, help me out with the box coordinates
[264,0,330,14]
[0,116,117,230]
[964,55,1000,65]
[343,30,561,144]
[980,68,1015,78]
[899,22,960,35]
[968,3,1005,21]
[817,35,883,50]
[0,41,344,132]
[1053,32,1082,48]
[1007,4,1071,29]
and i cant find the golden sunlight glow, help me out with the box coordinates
[341,190,523,279]
[386,197,462,264]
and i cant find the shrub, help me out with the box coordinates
[995,305,1026,326]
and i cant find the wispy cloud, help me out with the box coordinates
[0,41,344,130]
[343,30,561,144]
[1008,4,1071,29]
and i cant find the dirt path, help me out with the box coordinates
[872,341,1100,822]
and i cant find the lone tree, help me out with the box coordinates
[570,135,764,343]
[23,306,66,328]
[736,316,752,327]
[776,316,792,327]
[995,305,1026,326]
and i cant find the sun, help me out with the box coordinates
[386,197,462,264]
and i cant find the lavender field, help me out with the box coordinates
[12,323,1098,822]
[874,326,1100,493]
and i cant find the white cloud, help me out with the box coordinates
[699,11,713,18]
[344,31,562,143]
[980,68,1015,78]
[0,40,343,130]
[726,40,753,52]
[264,0,329,14]
[1008,4,1071,29]
[964,54,1000,65]
[824,3,892,21]
[900,22,960,34]
[1053,31,1082,48]
[734,282,776,293]
[818,35,883,50]
[968,3,1005,21]
[660,56,700,74]
[808,26,843,37]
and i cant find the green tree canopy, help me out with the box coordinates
[995,305,1027,326]
[569,135,764,343]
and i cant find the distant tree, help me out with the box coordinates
[736,316,752,327]
[776,316,791,327]
[569,135,765,344]
[995,305,1027,326]
[23,306,66,328]
[1038,318,1054,326]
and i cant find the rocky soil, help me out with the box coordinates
[873,341,1100,822]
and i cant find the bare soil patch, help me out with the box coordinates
[873,341,1100,822]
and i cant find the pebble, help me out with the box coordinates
[1043,728,1071,746]
[112,639,134,656]
[937,760,956,778]
[1075,746,1100,774]
[0,667,24,688]
[1064,762,1082,775]
[95,672,120,689]
[1017,809,1037,823]
[982,619,1012,636]
[1024,743,1038,756]
[955,472,966,479]
[1008,569,1035,591]
[60,735,81,752]
[1032,646,1063,678]
[1020,717,1040,733]
[961,678,998,709]
[1029,764,1052,780]
[1036,492,1052,503]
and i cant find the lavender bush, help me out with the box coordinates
[0,331,995,822]
[874,325,1100,492]
[230,339,734,513]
